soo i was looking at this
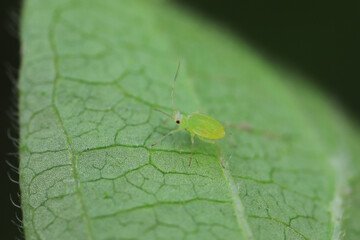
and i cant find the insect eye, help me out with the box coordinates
[176,120,180,124]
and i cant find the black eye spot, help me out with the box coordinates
[176,120,180,124]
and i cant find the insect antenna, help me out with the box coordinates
[171,61,181,112]
[153,108,173,120]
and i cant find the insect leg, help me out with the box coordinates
[224,122,253,132]
[199,138,224,168]
[225,122,290,141]
[151,128,182,147]
[189,134,195,166]
[228,132,237,147]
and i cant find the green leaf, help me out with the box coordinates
[19,0,360,239]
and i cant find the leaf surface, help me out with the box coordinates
[19,0,360,239]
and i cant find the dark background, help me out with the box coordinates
[1,0,359,239]
[1,0,22,239]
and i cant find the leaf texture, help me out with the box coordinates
[19,0,360,239]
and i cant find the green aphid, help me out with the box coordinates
[152,63,226,167]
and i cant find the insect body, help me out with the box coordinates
[151,63,226,167]
[185,112,225,140]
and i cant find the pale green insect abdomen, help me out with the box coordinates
[186,113,225,140]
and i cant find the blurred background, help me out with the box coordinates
[0,0,359,238]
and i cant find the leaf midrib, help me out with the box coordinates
[223,168,255,239]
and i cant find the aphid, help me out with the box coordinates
[151,62,226,167]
